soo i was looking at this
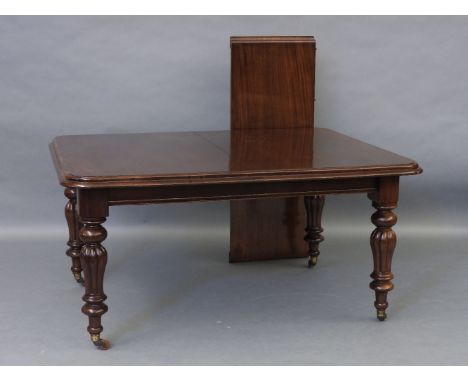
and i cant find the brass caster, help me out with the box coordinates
[377,310,387,321]
[91,334,111,350]
[307,256,318,268]
[73,272,84,284]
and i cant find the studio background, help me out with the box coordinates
[0,16,467,365]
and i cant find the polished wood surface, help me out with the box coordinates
[105,177,377,205]
[231,36,315,129]
[50,128,421,188]
[230,198,307,262]
[228,128,314,171]
[230,36,315,263]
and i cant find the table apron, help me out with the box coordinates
[105,177,377,206]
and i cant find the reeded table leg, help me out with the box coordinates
[304,195,325,267]
[369,177,399,321]
[80,217,110,350]
[64,188,84,283]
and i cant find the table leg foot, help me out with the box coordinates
[73,272,84,284]
[304,195,325,268]
[377,310,387,321]
[91,334,111,350]
[307,256,318,268]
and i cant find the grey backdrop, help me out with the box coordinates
[1,16,468,365]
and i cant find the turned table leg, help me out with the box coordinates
[304,195,325,267]
[64,188,84,283]
[79,217,110,350]
[369,177,399,321]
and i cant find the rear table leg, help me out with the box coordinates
[304,195,325,268]
[64,188,84,284]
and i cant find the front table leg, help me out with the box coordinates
[79,217,110,349]
[369,177,399,321]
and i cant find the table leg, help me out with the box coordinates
[79,217,110,350]
[369,177,399,321]
[64,188,84,284]
[304,195,325,267]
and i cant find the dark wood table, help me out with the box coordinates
[50,127,422,349]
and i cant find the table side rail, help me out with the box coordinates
[105,177,377,205]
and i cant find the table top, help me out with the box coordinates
[50,128,422,188]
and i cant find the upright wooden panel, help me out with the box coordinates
[230,198,307,262]
[231,36,315,130]
[229,36,316,262]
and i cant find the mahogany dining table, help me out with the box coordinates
[50,36,422,349]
